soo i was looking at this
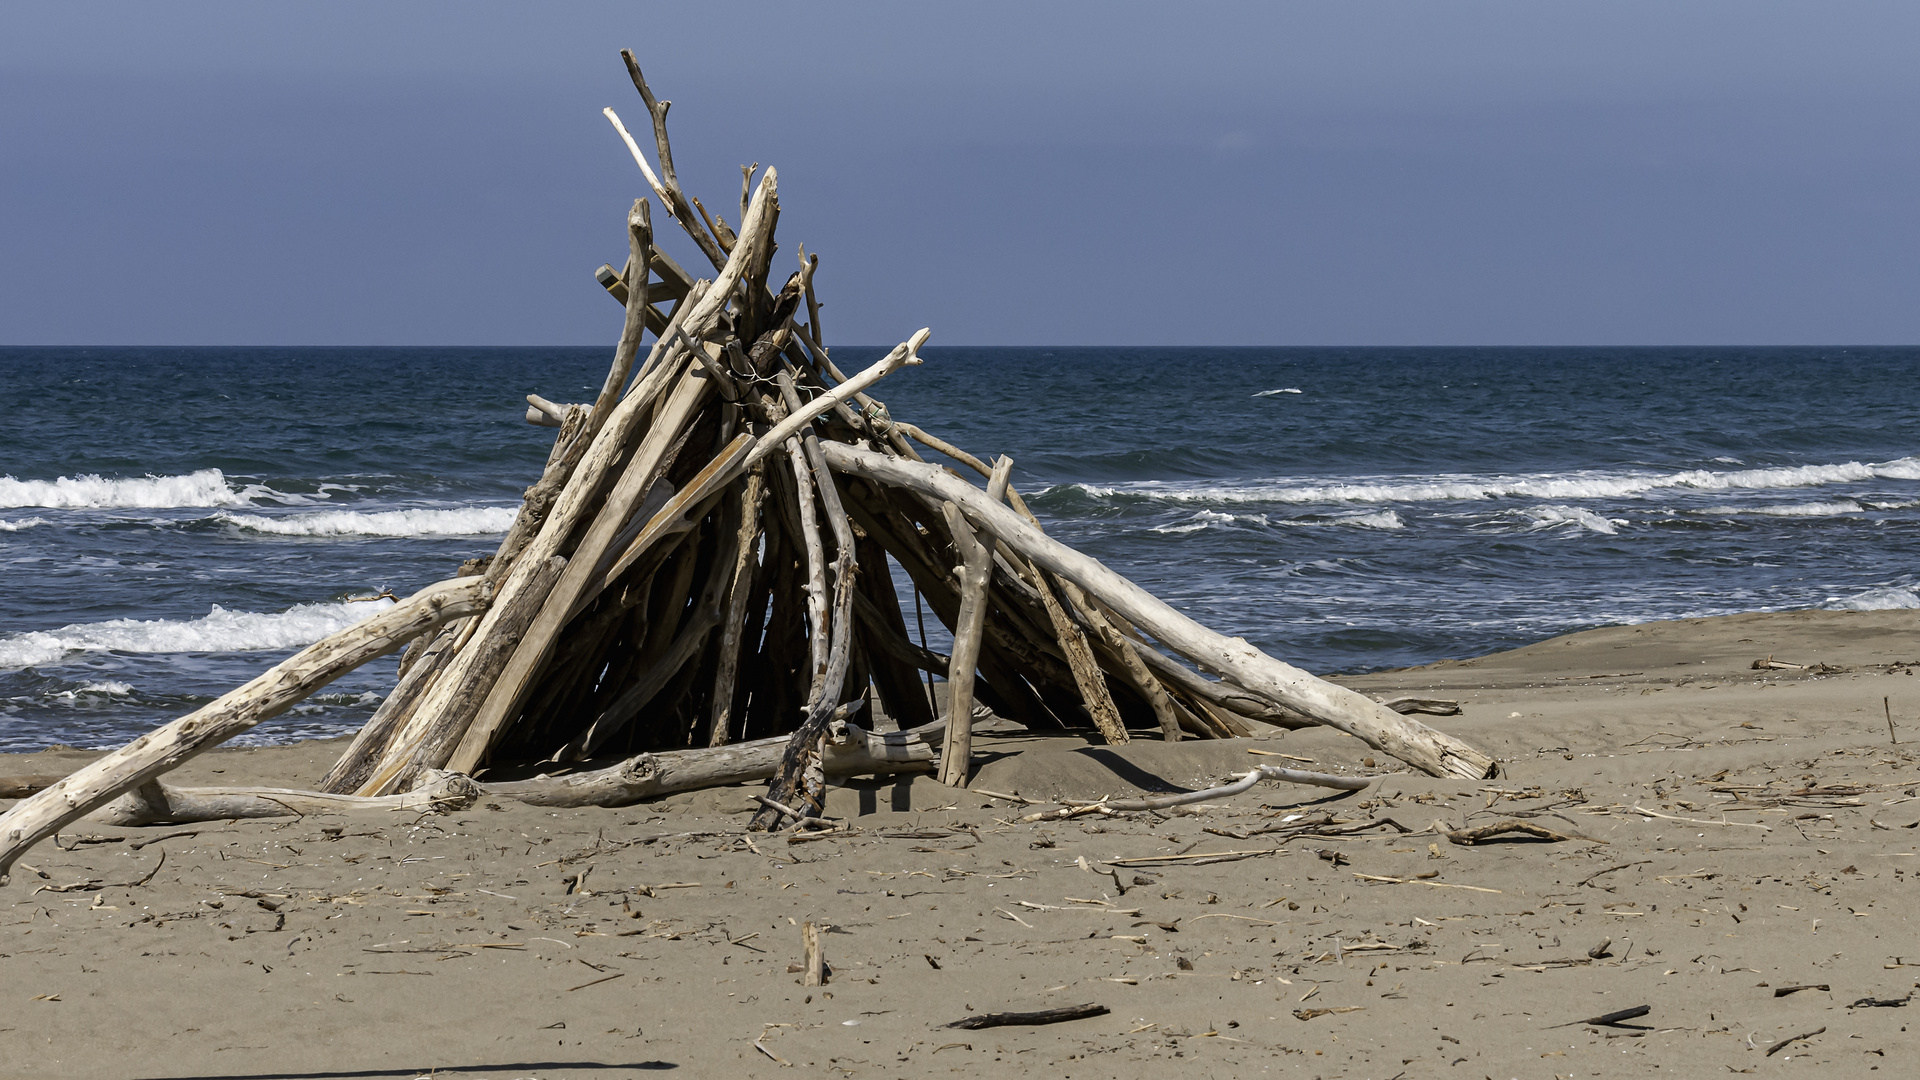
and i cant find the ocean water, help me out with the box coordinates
[3,346,1917,753]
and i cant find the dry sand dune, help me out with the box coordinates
[3,609,1916,1078]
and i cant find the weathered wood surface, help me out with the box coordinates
[1,52,1503,884]
[93,772,480,827]
[0,577,490,884]
[818,443,1497,780]
[443,171,783,777]
[484,718,942,809]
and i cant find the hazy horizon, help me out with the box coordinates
[5,2,1918,348]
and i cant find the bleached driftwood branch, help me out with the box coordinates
[0,578,490,883]
[817,443,1497,780]
[92,771,482,827]
[485,718,942,809]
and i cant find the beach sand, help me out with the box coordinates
[3,608,1916,1078]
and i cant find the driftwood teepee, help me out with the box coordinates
[0,53,1493,884]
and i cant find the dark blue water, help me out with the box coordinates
[4,346,1917,752]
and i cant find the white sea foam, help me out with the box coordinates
[52,681,135,701]
[0,598,394,671]
[1253,388,1304,397]
[1826,586,1920,611]
[1700,500,1863,517]
[0,468,247,509]
[1335,510,1405,530]
[1151,509,1264,534]
[1061,455,1920,507]
[214,506,516,537]
[1519,505,1620,535]
[0,517,52,532]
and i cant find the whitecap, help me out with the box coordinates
[51,680,137,701]
[1334,510,1405,530]
[214,506,517,537]
[1150,508,1264,534]
[0,517,52,532]
[1826,586,1920,611]
[0,598,396,671]
[1253,388,1304,397]
[1518,505,1619,535]
[0,469,246,509]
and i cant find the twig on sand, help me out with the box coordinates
[1577,860,1652,888]
[1444,819,1601,845]
[946,1004,1109,1030]
[1353,872,1500,893]
[1765,1025,1825,1056]
[802,921,825,987]
[1630,805,1770,830]
[1109,848,1282,867]
[128,829,198,851]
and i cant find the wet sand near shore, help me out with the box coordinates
[2,608,1917,1079]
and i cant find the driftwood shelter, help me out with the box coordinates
[0,53,1494,885]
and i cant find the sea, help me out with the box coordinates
[3,346,1917,754]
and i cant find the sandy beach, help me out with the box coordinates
[3,607,1916,1079]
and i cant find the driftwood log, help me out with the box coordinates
[68,720,940,826]
[92,772,482,827]
[0,50,1495,880]
[0,578,488,884]
[817,444,1497,781]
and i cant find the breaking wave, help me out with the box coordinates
[0,598,396,671]
[1253,388,1304,397]
[1826,586,1920,611]
[1151,509,1264,535]
[0,517,51,532]
[50,681,135,700]
[0,469,248,509]
[214,506,516,537]
[1516,505,1620,535]
[1332,510,1405,530]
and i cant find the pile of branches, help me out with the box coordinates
[0,53,1492,883]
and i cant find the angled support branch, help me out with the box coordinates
[937,456,1010,785]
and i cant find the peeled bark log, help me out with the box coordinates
[0,577,490,883]
[818,444,1497,780]
[1125,640,1312,729]
[93,772,480,827]
[320,615,471,793]
[442,366,717,778]
[364,324,706,791]
[486,717,942,808]
[362,555,567,794]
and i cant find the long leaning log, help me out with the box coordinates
[0,577,491,884]
[817,443,1497,780]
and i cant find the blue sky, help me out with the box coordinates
[4,2,1917,345]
